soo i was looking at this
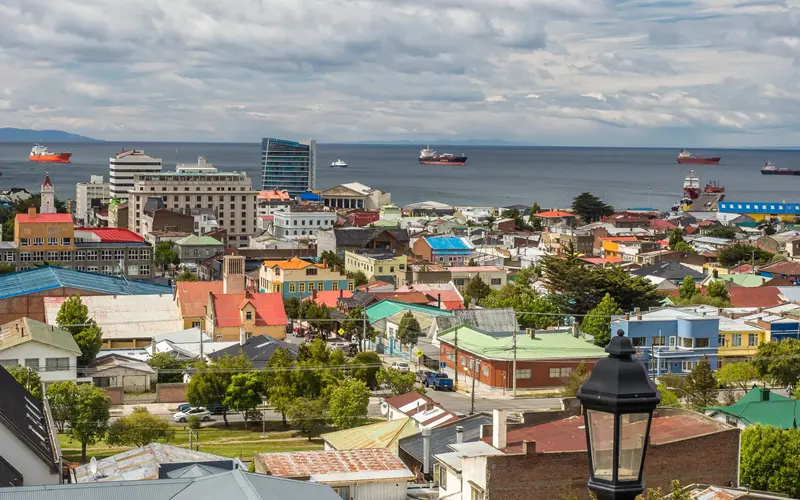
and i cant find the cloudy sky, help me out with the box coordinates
[1,0,799,146]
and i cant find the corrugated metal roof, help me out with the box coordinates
[400,413,493,465]
[365,300,452,323]
[0,317,82,355]
[256,449,413,483]
[321,417,417,451]
[0,267,172,299]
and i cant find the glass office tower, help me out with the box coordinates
[261,138,316,197]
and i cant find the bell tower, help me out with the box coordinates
[41,173,56,214]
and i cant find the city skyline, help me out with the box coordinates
[0,0,798,147]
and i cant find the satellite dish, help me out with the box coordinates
[380,402,389,416]
[89,456,98,478]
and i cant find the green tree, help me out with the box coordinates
[346,270,368,287]
[154,241,179,270]
[464,276,491,304]
[175,269,199,282]
[678,275,698,300]
[582,293,622,347]
[594,266,664,313]
[342,307,374,350]
[320,250,344,270]
[69,383,111,462]
[561,362,588,397]
[706,279,730,301]
[672,241,695,254]
[47,381,78,433]
[223,372,264,426]
[0,263,14,274]
[717,242,773,267]
[529,202,543,231]
[740,424,800,497]
[753,338,800,388]
[55,295,103,365]
[396,311,422,347]
[4,365,42,399]
[500,208,532,231]
[571,192,614,223]
[377,368,419,396]
[351,351,382,389]
[106,407,175,447]
[707,226,737,239]
[187,354,252,426]
[328,379,370,429]
[286,398,327,439]
[684,356,719,409]
[668,228,686,250]
[483,285,560,330]
[263,347,296,425]
[657,384,679,407]
[541,250,599,323]
[716,362,757,391]
[283,296,301,320]
[513,265,539,290]
[147,352,187,383]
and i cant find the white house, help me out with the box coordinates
[271,205,337,241]
[0,318,84,386]
[86,353,155,392]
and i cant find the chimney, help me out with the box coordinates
[323,259,328,268]
[27,206,36,219]
[422,427,432,475]
[437,293,442,309]
[223,255,245,294]
[761,388,771,401]
[456,426,463,444]
[492,409,507,449]
[339,289,343,298]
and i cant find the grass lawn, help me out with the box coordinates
[58,423,324,464]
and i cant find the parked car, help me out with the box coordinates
[390,361,410,373]
[173,407,211,423]
[176,403,191,412]
[207,405,227,415]
[416,370,433,384]
[424,372,454,391]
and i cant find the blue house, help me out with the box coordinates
[612,308,720,375]
[414,236,475,266]
[740,307,800,342]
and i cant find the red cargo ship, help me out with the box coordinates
[676,149,721,165]
[29,143,72,163]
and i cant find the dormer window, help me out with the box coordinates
[246,311,253,320]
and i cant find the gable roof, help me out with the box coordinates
[0,318,81,355]
[308,290,353,308]
[759,260,800,276]
[385,392,460,429]
[728,287,785,308]
[207,335,297,369]
[630,261,705,280]
[705,386,798,428]
[211,292,287,327]
[399,413,493,465]
[175,281,225,318]
[321,417,417,451]
[15,213,73,224]
[423,236,475,252]
[262,257,322,270]
[333,227,410,247]
[255,448,414,483]
[371,291,430,305]
[535,210,574,218]
[74,227,145,243]
[87,353,156,374]
[433,308,519,333]
[365,299,452,323]
[175,235,226,247]
[338,290,378,310]
[438,327,606,361]
[0,266,172,299]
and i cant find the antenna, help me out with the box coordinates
[89,456,98,480]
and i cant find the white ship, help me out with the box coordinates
[330,159,348,168]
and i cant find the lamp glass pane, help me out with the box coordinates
[618,412,650,481]
[586,409,614,481]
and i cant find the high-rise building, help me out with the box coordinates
[261,138,316,197]
[109,149,163,200]
[75,175,111,224]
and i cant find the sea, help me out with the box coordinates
[1,142,800,211]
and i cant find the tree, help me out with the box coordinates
[593,266,663,313]
[106,407,175,447]
[147,352,187,383]
[672,241,694,254]
[571,192,613,223]
[678,275,698,300]
[154,241,179,270]
[513,265,539,290]
[55,295,103,365]
[342,307,374,350]
[561,362,588,397]
[377,368,419,396]
[223,372,264,426]
[707,226,737,239]
[0,263,14,274]
[465,276,491,304]
[396,311,422,347]
[4,365,42,399]
[175,269,199,282]
[283,296,301,320]
[716,362,757,391]
[668,228,685,250]
[286,398,327,439]
[740,424,800,497]
[346,270,368,287]
[582,293,623,347]
[187,354,252,426]
[529,202,543,231]
[684,356,718,409]
[69,383,111,462]
[500,208,532,231]
[482,285,560,330]
[657,384,679,407]
[753,338,800,388]
[47,381,78,433]
[706,279,730,301]
[328,379,370,429]
[717,242,773,267]
[351,351,382,389]
[320,250,343,270]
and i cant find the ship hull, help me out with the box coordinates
[677,157,720,165]
[30,153,72,163]
[762,169,800,175]
[419,157,468,166]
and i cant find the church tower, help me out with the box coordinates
[41,173,56,214]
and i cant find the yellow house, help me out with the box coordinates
[717,318,768,365]
[174,281,224,330]
[259,257,352,298]
[344,251,407,281]
[15,207,75,252]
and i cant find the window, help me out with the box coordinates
[141,265,151,275]
[471,485,485,500]
[299,282,306,293]
[95,377,111,388]
[34,237,43,246]
[681,360,695,372]
[75,250,86,261]
[20,238,29,247]
[128,265,139,276]
[289,282,296,293]
[246,311,253,320]
[306,268,318,276]
[20,252,31,262]
[101,265,112,274]
[718,334,726,347]
[4,252,13,262]
[87,250,98,260]
[732,333,742,347]
[681,337,693,348]
[491,278,502,285]
[515,368,531,379]
[334,486,350,500]
[631,337,647,347]
[45,358,70,371]
[455,278,465,286]
[348,281,354,291]
[25,358,40,371]
[101,250,113,260]
[331,282,338,291]
[87,266,99,273]
[141,250,150,259]
[549,367,573,378]
[192,321,201,328]
[748,334,759,346]
[129,249,139,260]
[61,237,71,246]
[115,249,125,260]
[652,336,665,346]
[48,237,58,246]
[459,355,466,367]
[47,251,59,261]
[0,359,18,368]
[33,251,44,262]
[318,281,324,291]
[695,338,710,348]
[439,465,448,490]
[482,363,489,377]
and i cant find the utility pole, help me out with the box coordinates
[469,366,477,415]
[454,328,459,389]
[199,326,204,359]
[512,332,517,397]
[650,344,656,383]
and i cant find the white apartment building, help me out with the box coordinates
[128,171,258,245]
[271,205,337,241]
[75,175,110,224]
[176,156,218,174]
[109,149,163,200]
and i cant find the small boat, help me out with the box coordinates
[29,143,72,163]
[761,162,800,175]
[330,159,348,168]
[676,149,721,165]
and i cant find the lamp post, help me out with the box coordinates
[576,330,661,500]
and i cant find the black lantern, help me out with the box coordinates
[576,330,660,500]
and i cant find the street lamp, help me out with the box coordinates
[576,330,660,500]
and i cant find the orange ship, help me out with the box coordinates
[29,143,72,163]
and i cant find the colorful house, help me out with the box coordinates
[705,386,798,429]
[174,281,224,330]
[365,300,452,357]
[412,236,475,266]
[716,318,768,365]
[258,257,353,298]
[343,250,407,282]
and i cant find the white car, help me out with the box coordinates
[390,361,410,373]
[173,407,211,423]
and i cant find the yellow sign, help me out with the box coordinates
[415,349,424,358]
[338,328,344,335]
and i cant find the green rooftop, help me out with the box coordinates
[320,417,417,452]
[175,235,226,246]
[0,318,81,355]
[705,273,770,288]
[365,300,452,323]
[438,325,605,361]
[705,386,799,429]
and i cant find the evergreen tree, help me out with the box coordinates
[582,293,623,347]
[684,356,719,409]
[706,279,730,301]
[465,276,491,304]
[571,192,614,223]
[396,311,422,346]
[561,362,588,397]
[678,275,698,300]
[319,250,344,270]
[668,228,685,250]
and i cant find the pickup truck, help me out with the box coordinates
[424,372,454,391]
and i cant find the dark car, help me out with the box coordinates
[416,370,433,384]
[207,405,228,415]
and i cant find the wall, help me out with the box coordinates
[351,480,408,500]
[0,342,77,383]
[92,367,151,392]
[103,386,124,404]
[0,287,106,325]
[213,325,286,342]
[0,424,59,485]
[156,383,188,403]
[412,239,433,261]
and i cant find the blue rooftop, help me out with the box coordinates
[0,267,173,299]
[298,191,323,202]
[425,236,474,253]
[719,201,800,215]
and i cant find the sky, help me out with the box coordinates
[1,0,799,147]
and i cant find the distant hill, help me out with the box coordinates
[0,128,101,142]
[350,138,529,146]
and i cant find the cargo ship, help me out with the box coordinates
[29,143,72,163]
[676,149,721,165]
[761,162,800,175]
[419,147,467,166]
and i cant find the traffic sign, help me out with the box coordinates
[440,361,447,369]
[338,328,344,335]
[415,349,424,358]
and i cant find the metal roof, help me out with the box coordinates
[424,236,475,252]
[365,300,452,323]
[321,417,417,451]
[0,317,82,355]
[438,327,606,362]
[399,413,493,466]
[256,448,414,483]
[0,267,172,299]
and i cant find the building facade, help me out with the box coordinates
[717,318,768,365]
[448,266,507,291]
[257,189,294,217]
[261,138,316,197]
[75,175,111,225]
[109,149,163,200]
[174,235,225,265]
[412,236,475,266]
[319,182,391,210]
[271,205,337,241]
[128,171,257,246]
[259,258,352,298]
[344,250,407,282]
